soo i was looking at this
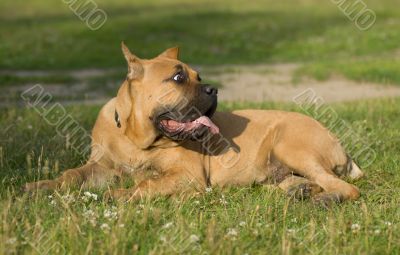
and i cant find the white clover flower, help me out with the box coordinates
[92,194,98,200]
[374,229,381,235]
[50,200,57,206]
[6,237,17,244]
[227,228,238,237]
[239,221,246,227]
[189,234,200,243]
[83,209,95,217]
[205,187,212,193]
[82,191,98,202]
[104,208,118,220]
[219,195,228,205]
[83,209,97,226]
[162,222,173,229]
[287,229,296,234]
[351,223,361,232]
[384,221,392,226]
[100,223,110,232]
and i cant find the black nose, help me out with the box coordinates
[203,85,218,95]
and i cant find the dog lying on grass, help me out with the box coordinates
[24,43,364,207]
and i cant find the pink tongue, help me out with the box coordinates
[163,116,219,134]
[193,116,220,134]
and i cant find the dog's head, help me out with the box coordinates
[115,43,219,149]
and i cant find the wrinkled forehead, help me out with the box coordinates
[143,59,193,80]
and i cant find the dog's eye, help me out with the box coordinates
[173,72,185,83]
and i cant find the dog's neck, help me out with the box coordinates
[114,81,172,149]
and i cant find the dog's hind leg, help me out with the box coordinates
[308,169,360,207]
[281,162,360,207]
[283,158,360,207]
[272,130,361,206]
[264,156,322,200]
[272,150,360,207]
[24,162,122,192]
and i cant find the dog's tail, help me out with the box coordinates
[333,154,364,180]
[348,158,364,180]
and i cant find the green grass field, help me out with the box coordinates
[1,0,400,254]
[1,98,399,254]
[0,0,399,84]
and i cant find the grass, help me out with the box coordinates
[0,0,400,84]
[294,57,400,85]
[0,74,77,87]
[1,98,400,254]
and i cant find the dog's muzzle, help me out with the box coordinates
[153,84,219,141]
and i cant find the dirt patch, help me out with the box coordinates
[205,64,400,103]
[2,64,400,107]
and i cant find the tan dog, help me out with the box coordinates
[24,43,364,206]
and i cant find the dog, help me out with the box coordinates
[24,43,364,206]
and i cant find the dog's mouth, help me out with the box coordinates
[160,116,219,135]
[154,98,219,141]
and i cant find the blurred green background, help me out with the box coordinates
[0,0,399,84]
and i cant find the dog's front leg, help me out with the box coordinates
[104,169,198,202]
[24,162,122,192]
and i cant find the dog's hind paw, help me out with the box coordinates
[312,192,343,208]
[287,182,322,200]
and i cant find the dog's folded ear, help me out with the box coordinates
[157,47,179,60]
[121,42,144,80]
